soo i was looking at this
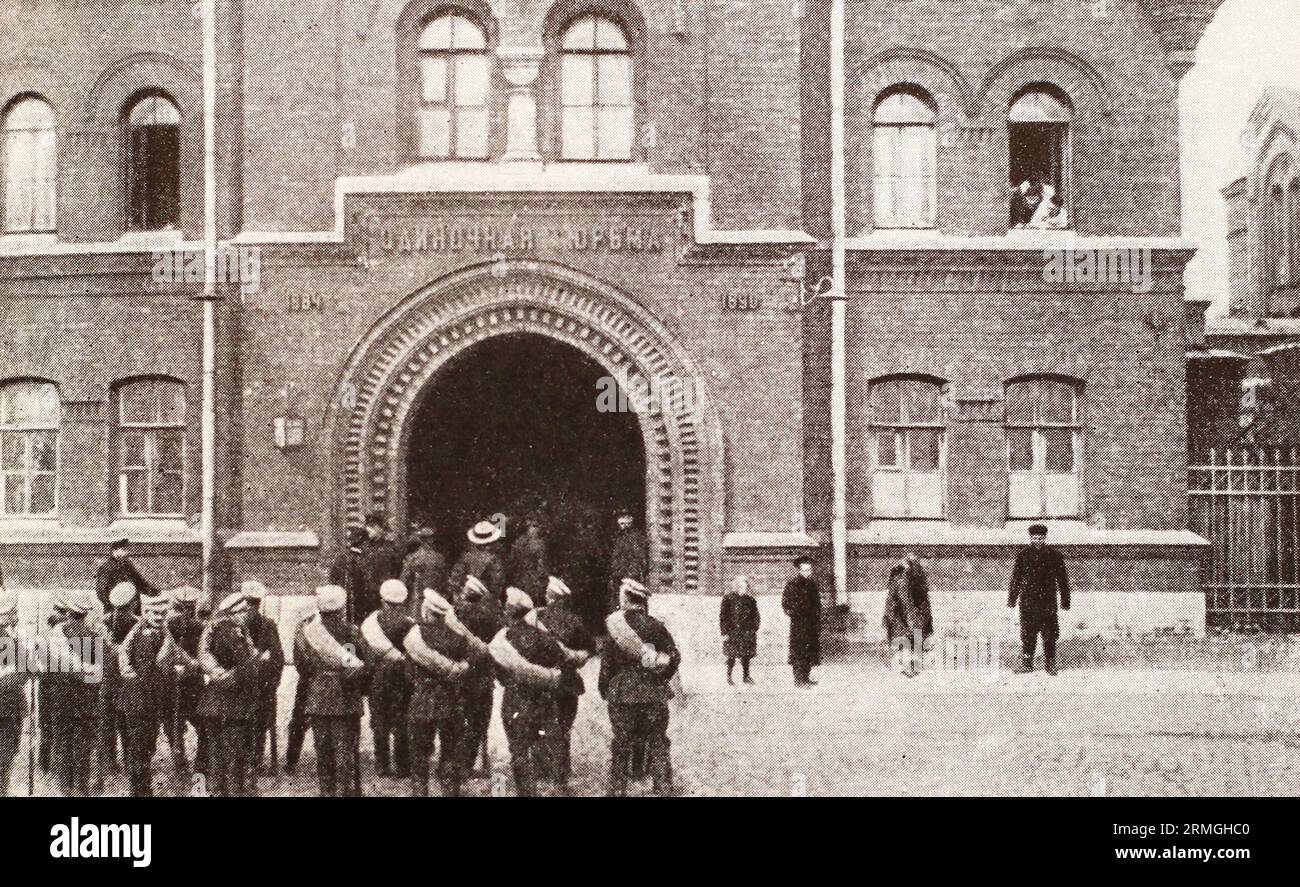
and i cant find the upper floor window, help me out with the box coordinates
[1267,182,1289,291]
[116,378,186,516]
[418,14,490,159]
[1009,87,1072,230]
[2,96,56,234]
[125,93,181,231]
[869,376,946,519]
[872,88,936,229]
[559,14,633,160]
[0,381,59,516]
[1006,376,1080,518]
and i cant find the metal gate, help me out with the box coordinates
[1189,449,1300,631]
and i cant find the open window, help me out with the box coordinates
[1008,87,1072,229]
[125,93,181,231]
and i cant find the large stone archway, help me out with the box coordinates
[329,259,723,594]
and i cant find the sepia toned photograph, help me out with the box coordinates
[0,0,1296,835]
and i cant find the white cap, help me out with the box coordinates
[216,592,249,614]
[505,586,534,611]
[380,578,409,604]
[315,585,347,613]
[108,582,137,608]
[620,577,649,601]
[422,588,452,617]
[545,575,572,601]
[240,579,269,600]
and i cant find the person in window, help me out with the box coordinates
[720,574,760,685]
[1029,192,1068,230]
[1010,178,1042,228]
[782,555,822,687]
[1008,524,1071,675]
[94,538,157,613]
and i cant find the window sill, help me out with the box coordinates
[849,522,1208,547]
[0,517,199,546]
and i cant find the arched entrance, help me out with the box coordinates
[329,260,723,595]
[404,332,646,564]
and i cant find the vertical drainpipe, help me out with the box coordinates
[201,0,218,601]
[829,0,847,606]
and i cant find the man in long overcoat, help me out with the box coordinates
[782,555,822,687]
[1008,524,1071,675]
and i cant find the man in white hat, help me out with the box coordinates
[361,578,414,778]
[403,587,471,796]
[238,580,285,771]
[451,574,503,777]
[115,591,175,796]
[99,580,139,774]
[294,585,371,796]
[47,590,102,796]
[488,586,565,796]
[0,588,25,796]
[600,578,680,796]
[197,592,268,796]
[531,576,593,792]
[448,520,506,605]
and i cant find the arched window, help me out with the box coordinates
[872,88,937,229]
[116,378,186,516]
[1289,178,1300,292]
[418,13,490,159]
[559,14,633,160]
[1006,376,1081,518]
[2,96,57,234]
[125,93,181,230]
[869,376,947,518]
[1008,87,1072,229]
[0,381,60,516]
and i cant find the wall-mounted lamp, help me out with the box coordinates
[274,414,306,450]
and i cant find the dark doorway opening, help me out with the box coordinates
[405,332,646,577]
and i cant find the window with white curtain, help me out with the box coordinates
[116,378,186,516]
[1006,377,1081,518]
[872,89,936,228]
[560,15,633,160]
[869,377,946,518]
[0,381,59,516]
[3,96,57,234]
[418,14,490,159]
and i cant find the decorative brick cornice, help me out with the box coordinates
[1138,0,1225,80]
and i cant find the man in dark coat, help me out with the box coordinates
[329,526,369,624]
[359,513,403,622]
[165,586,205,772]
[46,591,103,796]
[115,591,179,796]
[450,575,502,777]
[782,555,822,687]
[361,579,414,778]
[404,588,471,796]
[599,577,680,796]
[720,575,760,684]
[238,580,285,771]
[449,520,507,604]
[489,586,565,797]
[607,510,648,615]
[1008,524,1072,675]
[508,516,550,605]
[294,585,372,796]
[94,539,156,612]
[98,581,139,774]
[198,592,268,797]
[533,576,592,791]
[400,526,448,619]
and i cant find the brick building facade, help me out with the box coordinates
[1,0,1221,646]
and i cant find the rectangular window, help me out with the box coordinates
[116,380,186,517]
[0,381,59,517]
[870,378,946,519]
[1006,378,1081,518]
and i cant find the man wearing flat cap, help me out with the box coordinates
[400,526,448,620]
[237,580,285,772]
[294,585,372,796]
[330,526,371,625]
[1008,524,1072,675]
[198,592,269,796]
[404,587,471,796]
[600,578,680,796]
[607,510,648,617]
[361,579,415,778]
[46,590,102,796]
[531,575,592,792]
[360,512,404,623]
[94,539,156,613]
[783,555,823,687]
[449,520,507,605]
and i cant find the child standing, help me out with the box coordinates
[720,575,760,685]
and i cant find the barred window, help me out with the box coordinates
[125,93,181,231]
[1006,376,1081,518]
[872,88,936,229]
[869,377,946,518]
[418,14,490,159]
[560,15,633,160]
[3,96,57,234]
[0,381,60,516]
[116,379,186,516]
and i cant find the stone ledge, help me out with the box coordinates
[722,531,818,549]
[849,522,1208,548]
[0,519,199,546]
[224,530,320,549]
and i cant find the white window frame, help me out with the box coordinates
[872,89,937,229]
[559,14,634,161]
[1006,377,1082,519]
[116,379,186,517]
[0,381,60,518]
[869,377,947,519]
[2,96,57,234]
[417,14,490,160]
